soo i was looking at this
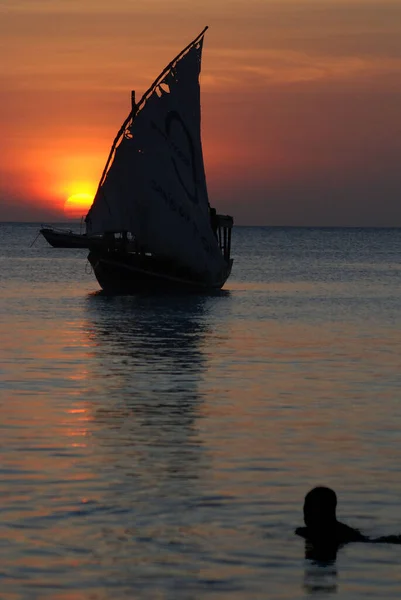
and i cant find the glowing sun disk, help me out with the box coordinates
[64,193,94,218]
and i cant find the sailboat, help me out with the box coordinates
[85,27,233,293]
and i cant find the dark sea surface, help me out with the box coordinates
[1,222,401,599]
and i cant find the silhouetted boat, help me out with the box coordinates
[85,26,233,293]
[40,226,90,248]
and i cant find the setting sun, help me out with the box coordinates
[64,192,94,219]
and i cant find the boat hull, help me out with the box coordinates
[40,227,90,248]
[40,228,104,249]
[88,250,232,293]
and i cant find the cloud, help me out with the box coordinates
[204,50,401,90]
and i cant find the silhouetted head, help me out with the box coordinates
[304,487,337,529]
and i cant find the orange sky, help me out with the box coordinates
[1,0,401,225]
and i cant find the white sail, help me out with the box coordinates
[86,30,226,281]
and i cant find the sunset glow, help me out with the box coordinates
[1,0,401,225]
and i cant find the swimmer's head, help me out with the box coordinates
[303,487,337,528]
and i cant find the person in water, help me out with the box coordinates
[296,486,401,559]
[296,486,366,545]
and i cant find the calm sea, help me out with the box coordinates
[1,223,401,599]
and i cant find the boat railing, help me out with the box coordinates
[215,214,233,262]
[40,224,75,234]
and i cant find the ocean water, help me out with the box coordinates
[1,223,401,599]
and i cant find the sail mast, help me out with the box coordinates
[136,26,208,113]
[92,26,209,200]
